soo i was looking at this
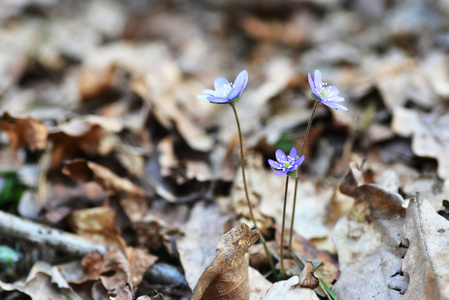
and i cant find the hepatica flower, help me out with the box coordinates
[197,70,248,104]
[308,69,348,111]
[268,147,305,176]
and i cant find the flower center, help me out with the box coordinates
[214,83,233,98]
[283,162,291,168]
[320,91,326,98]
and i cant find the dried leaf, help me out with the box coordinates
[392,106,449,179]
[177,201,229,290]
[62,159,144,197]
[0,112,48,151]
[297,261,319,289]
[191,223,259,300]
[333,163,407,299]
[261,276,319,300]
[78,247,157,299]
[402,199,449,299]
[69,205,124,247]
[0,261,81,300]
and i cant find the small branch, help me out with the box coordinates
[0,210,107,256]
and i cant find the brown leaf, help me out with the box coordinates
[48,116,121,168]
[0,261,81,300]
[297,261,319,289]
[333,163,407,299]
[402,199,449,300]
[277,228,340,284]
[79,247,157,299]
[0,111,48,151]
[78,65,116,101]
[191,223,259,300]
[69,205,124,247]
[62,159,144,197]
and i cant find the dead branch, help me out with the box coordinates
[0,210,107,256]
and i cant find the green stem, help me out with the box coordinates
[280,175,289,279]
[288,100,320,257]
[230,102,276,274]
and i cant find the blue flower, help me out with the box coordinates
[197,70,248,104]
[268,147,305,175]
[308,70,348,111]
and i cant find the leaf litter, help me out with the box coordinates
[1,0,449,299]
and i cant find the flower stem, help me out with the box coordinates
[280,175,289,279]
[288,100,320,257]
[229,102,276,274]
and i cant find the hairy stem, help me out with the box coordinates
[280,175,289,279]
[230,102,276,273]
[288,100,320,256]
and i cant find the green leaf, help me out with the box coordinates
[311,93,320,101]
[0,170,26,206]
[0,245,22,267]
[287,169,298,178]
[319,277,338,300]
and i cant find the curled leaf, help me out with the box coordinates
[191,223,259,300]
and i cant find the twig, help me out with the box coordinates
[0,210,107,256]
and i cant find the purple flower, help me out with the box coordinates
[197,70,248,104]
[268,147,305,175]
[308,69,348,111]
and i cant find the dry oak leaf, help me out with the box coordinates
[191,223,259,300]
[402,199,449,300]
[62,159,144,197]
[0,111,48,151]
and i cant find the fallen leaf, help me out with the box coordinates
[62,159,144,197]
[402,199,449,299]
[260,275,319,300]
[191,223,259,300]
[392,106,449,179]
[0,261,81,300]
[177,201,229,290]
[248,266,272,300]
[0,112,48,151]
[77,247,157,299]
[69,205,124,247]
[297,261,319,289]
[332,162,407,299]
[276,228,340,284]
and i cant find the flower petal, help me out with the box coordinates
[295,155,305,167]
[322,101,348,111]
[325,96,345,102]
[289,147,297,159]
[308,73,316,91]
[268,159,281,169]
[314,70,322,90]
[275,149,287,163]
[214,77,230,90]
[274,170,288,175]
[207,96,230,103]
[197,94,210,100]
[202,89,216,95]
[228,70,248,100]
[324,85,340,97]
